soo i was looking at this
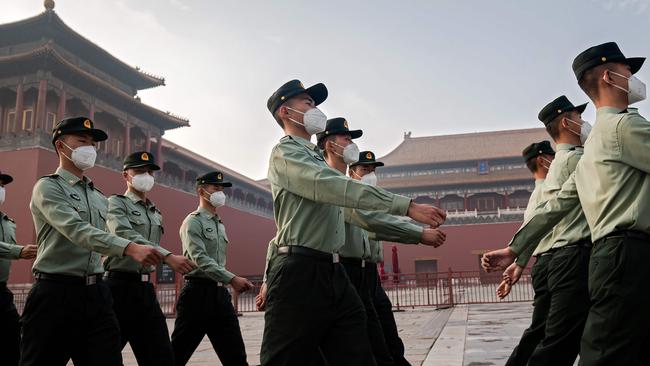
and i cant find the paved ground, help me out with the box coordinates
[116,302,580,366]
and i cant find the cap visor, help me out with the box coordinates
[350,130,363,139]
[218,182,233,187]
[572,102,588,114]
[350,161,384,168]
[91,129,108,142]
[626,57,645,75]
[124,163,161,171]
[305,83,328,106]
[0,174,13,184]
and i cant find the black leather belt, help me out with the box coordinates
[104,271,151,282]
[184,277,224,287]
[554,240,592,251]
[599,230,650,243]
[277,246,340,263]
[340,257,367,268]
[34,272,102,286]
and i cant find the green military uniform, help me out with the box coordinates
[504,141,555,366]
[261,80,412,366]
[511,97,593,366]
[506,42,649,365]
[0,170,22,366]
[104,151,175,366]
[172,172,247,366]
[21,117,128,366]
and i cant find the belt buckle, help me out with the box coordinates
[361,259,366,268]
[332,253,340,263]
[141,274,150,282]
[85,275,97,286]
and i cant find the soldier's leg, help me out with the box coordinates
[528,246,590,366]
[579,236,650,366]
[505,255,552,366]
[71,281,123,366]
[127,283,174,366]
[171,283,209,366]
[0,286,20,366]
[19,280,73,366]
[105,279,132,350]
[373,278,410,366]
[206,287,248,366]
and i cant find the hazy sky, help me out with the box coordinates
[2,0,648,179]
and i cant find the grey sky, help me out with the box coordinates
[2,0,648,179]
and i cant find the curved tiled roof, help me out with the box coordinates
[380,128,551,166]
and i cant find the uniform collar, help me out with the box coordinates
[197,206,220,221]
[287,134,318,151]
[125,190,154,208]
[596,106,626,116]
[556,143,577,151]
[535,179,545,186]
[56,167,93,188]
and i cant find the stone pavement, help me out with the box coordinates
[117,302,579,366]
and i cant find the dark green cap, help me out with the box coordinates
[316,118,362,143]
[267,79,328,115]
[52,117,108,145]
[538,95,588,126]
[350,150,384,168]
[0,171,13,185]
[196,171,232,187]
[123,151,160,171]
[572,42,645,81]
[522,141,555,162]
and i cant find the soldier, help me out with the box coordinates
[171,171,253,366]
[483,42,649,365]
[348,150,442,366]
[0,171,37,366]
[21,117,165,366]
[261,79,446,366]
[317,119,446,365]
[105,151,196,366]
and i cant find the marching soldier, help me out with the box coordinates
[0,171,37,366]
[261,79,446,365]
[317,120,446,365]
[172,171,253,366]
[21,117,165,366]
[105,151,196,366]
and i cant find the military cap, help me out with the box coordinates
[350,150,384,168]
[522,141,555,162]
[267,79,328,115]
[52,117,108,145]
[123,151,160,171]
[538,95,588,126]
[316,118,362,143]
[0,171,13,185]
[573,42,645,81]
[196,171,232,187]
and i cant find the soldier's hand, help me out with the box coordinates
[124,243,165,267]
[230,276,253,293]
[164,254,196,275]
[407,203,446,228]
[19,245,37,259]
[496,279,512,299]
[502,262,524,286]
[481,247,516,272]
[256,283,268,311]
[420,229,446,247]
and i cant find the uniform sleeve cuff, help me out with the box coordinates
[108,237,132,257]
[157,246,172,257]
[391,195,411,216]
[407,226,424,243]
[10,245,23,259]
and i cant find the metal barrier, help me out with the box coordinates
[8,269,533,317]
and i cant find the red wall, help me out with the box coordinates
[382,221,523,273]
[0,148,277,283]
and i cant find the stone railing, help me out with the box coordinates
[444,207,525,226]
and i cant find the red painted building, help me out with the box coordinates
[376,129,552,273]
[0,4,276,284]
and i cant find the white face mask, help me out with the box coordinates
[60,141,97,171]
[332,141,360,165]
[130,173,155,193]
[607,71,647,105]
[0,187,5,204]
[566,118,592,145]
[204,190,226,208]
[286,107,328,135]
[361,172,378,186]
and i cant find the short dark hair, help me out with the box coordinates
[545,118,561,140]
[525,158,538,173]
[578,65,604,99]
[317,135,336,157]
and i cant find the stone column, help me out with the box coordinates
[57,88,66,121]
[124,119,131,156]
[156,135,164,171]
[35,79,48,130]
[14,83,24,133]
